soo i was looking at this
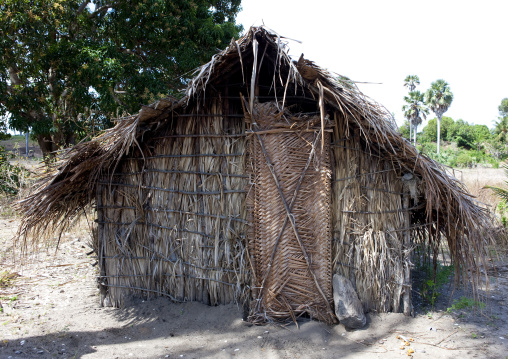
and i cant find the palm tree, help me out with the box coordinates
[425,80,454,154]
[403,75,420,140]
[402,91,428,145]
[494,116,508,143]
[404,75,420,92]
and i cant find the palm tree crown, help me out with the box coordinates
[403,75,421,141]
[402,90,428,144]
[425,80,453,154]
[424,79,454,118]
[404,75,420,93]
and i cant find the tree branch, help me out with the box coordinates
[76,1,89,15]
[118,47,147,62]
[8,65,22,86]
[109,87,126,107]
[89,3,117,18]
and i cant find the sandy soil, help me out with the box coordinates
[1,170,508,359]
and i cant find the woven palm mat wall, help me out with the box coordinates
[247,109,336,324]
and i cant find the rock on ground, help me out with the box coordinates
[333,274,366,329]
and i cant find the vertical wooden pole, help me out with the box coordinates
[403,195,412,316]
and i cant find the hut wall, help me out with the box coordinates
[331,116,412,314]
[97,99,249,307]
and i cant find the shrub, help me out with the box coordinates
[456,153,474,167]
[497,201,508,227]
[418,263,454,307]
[0,146,31,195]
[447,296,485,313]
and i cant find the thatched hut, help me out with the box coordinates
[17,26,494,324]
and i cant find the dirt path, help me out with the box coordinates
[1,218,507,359]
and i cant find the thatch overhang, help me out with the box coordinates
[16,26,495,300]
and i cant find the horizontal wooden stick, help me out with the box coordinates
[95,205,248,223]
[98,182,246,195]
[341,203,424,215]
[334,168,399,182]
[152,133,246,139]
[100,255,238,273]
[98,274,236,286]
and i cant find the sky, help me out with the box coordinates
[236,0,508,129]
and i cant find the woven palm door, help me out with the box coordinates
[248,104,336,324]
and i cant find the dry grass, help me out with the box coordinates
[459,168,508,250]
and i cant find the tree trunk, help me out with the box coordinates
[37,134,58,163]
[413,123,417,145]
[409,121,412,142]
[437,115,442,154]
[25,131,29,157]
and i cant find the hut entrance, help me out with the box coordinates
[247,103,336,324]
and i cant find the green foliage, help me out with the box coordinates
[494,119,508,143]
[1,0,242,155]
[418,114,498,168]
[452,121,491,150]
[419,146,456,167]
[446,296,485,313]
[0,117,11,140]
[0,146,31,195]
[425,80,453,154]
[425,80,454,118]
[499,98,508,118]
[496,200,508,227]
[402,90,428,142]
[419,263,454,307]
[420,117,455,143]
[455,152,473,167]
[403,75,420,92]
[399,119,410,140]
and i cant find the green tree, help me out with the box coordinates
[403,75,420,141]
[495,98,508,143]
[471,124,491,151]
[499,98,508,118]
[0,0,242,159]
[425,79,454,154]
[420,116,455,143]
[399,119,410,140]
[402,90,428,144]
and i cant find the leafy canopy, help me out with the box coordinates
[420,116,491,150]
[0,0,242,155]
[403,75,420,93]
[499,98,508,118]
[424,79,454,119]
[402,90,428,129]
[420,117,455,143]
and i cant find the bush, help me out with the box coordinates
[0,146,31,195]
[456,153,474,167]
[447,296,485,313]
[418,263,454,307]
[497,201,508,227]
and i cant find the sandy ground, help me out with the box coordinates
[1,170,508,359]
